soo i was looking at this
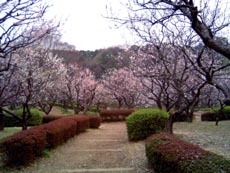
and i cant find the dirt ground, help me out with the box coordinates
[1,122,155,173]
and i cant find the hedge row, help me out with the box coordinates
[100,109,134,121]
[0,127,46,166]
[201,112,216,121]
[126,108,168,141]
[37,118,77,149]
[201,106,230,121]
[88,116,102,128]
[146,132,230,173]
[173,112,193,122]
[65,116,90,133]
[42,115,101,129]
[0,115,101,166]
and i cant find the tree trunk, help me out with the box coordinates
[21,104,29,130]
[22,121,28,130]
[83,109,88,115]
[165,113,174,134]
[73,107,79,114]
[118,100,122,109]
[21,112,28,130]
[0,107,4,131]
[215,116,219,126]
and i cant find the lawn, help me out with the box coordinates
[174,120,230,159]
[48,106,74,116]
[0,127,21,142]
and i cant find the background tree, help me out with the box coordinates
[103,67,144,108]
[60,64,97,114]
[0,0,57,73]
[0,47,63,130]
[108,0,230,59]
[108,0,230,132]
[0,0,58,130]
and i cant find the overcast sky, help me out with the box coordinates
[48,0,135,50]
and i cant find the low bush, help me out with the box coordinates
[212,106,230,120]
[88,116,102,128]
[0,115,93,166]
[174,112,193,122]
[4,108,43,127]
[126,108,168,141]
[100,109,134,121]
[0,127,46,166]
[146,132,230,173]
[201,106,230,121]
[201,112,216,121]
[66,115,90,134]
[42,115,63,123]
[39,118,77,149]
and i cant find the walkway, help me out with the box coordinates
[9,122,155,173]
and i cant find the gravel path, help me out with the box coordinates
[2,122,155,173]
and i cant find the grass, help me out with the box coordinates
[49,106,99,116]
[48,106,74,116]
[174,120,230,159]
[79,111,99,115]
[0,127,21,142]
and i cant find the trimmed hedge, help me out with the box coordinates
[100,109,134,121]
[0,127,46,166]
[42,115,63,123]
[0,114,102,166]
[4,108,43,127]
[201,112,216,121]
[146,132,230,173]
[88,115,102,128]
[201,107,230,121]
[174,112,193,122]
[38,118,77,149]
[126,108,168,141]
[65,115,90,133]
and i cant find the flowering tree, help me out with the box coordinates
[0,0,58,130]
[60,64,98,114]
[108,0,230,132]
[0,47,64,130]
[103,67,144,108]
[93,83,111,111]
[130,41,230,132]
[34,52,66,115]
[0,0,57,73]
[130,43,206,132]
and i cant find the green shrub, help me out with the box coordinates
[125,108,168,141]
[201,106,230,121]
[219,106,230,120]
[146,132,230,173]
[4,108,43,127]
[79,111,99,115]
[88,105,99,113]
